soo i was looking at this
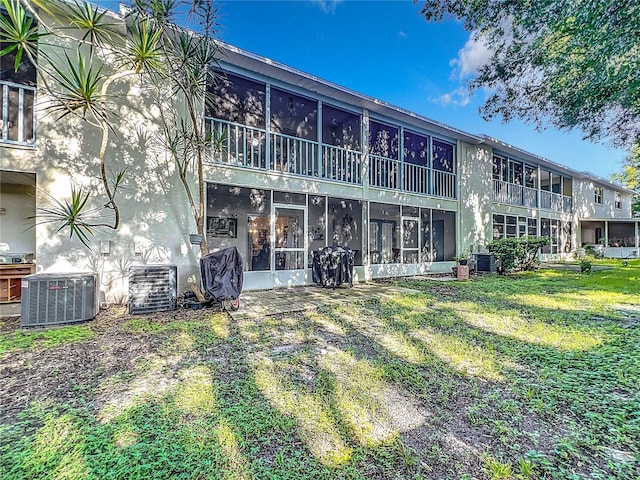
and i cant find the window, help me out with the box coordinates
[403,130,429,166]
[207,72,266,128]
[615,192,622,209]
[594,186,603,204]
[508,160,523,185]
[525,165,536,188]
[493,156,507,181]
[270,88,317,140]
[492,214,505,239]
[1,24,37,145]
[369,121,398,159]
[493,214,537,240]
[369,202,400,264]
[505,215,517,237]
[540,170,551,191]
[432,139,455,173]
[321,104,360,150]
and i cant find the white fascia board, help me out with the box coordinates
[578,217,640,222]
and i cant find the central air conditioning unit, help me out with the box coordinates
[129,265,177,315]
[474,253,496,273]
[20,273,99,327]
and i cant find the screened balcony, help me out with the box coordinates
[369,125,456,199]
[205,71,456,198]
[205,117,362,184]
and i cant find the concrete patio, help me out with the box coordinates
[230,282,425,320]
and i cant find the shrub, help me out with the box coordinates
[580,259,592,273]
[487,237,550,273]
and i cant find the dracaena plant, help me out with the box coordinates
[1,0,223,256]
[0,0,169,246]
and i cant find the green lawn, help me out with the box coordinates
[0,262,638,479]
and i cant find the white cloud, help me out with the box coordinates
[311,0,343,14]
[450,32,491,80]
[398,31,407,39]
[432,87,471,107]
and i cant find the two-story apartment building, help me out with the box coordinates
[1,10,638,301]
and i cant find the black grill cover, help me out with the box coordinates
[312,246,354,288]
[200,247,244,301]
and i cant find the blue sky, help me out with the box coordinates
[100,0,627,180]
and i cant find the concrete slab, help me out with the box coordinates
[230,283,422,320]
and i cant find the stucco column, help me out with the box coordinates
[317,101,323,177]
[265,83,271,170]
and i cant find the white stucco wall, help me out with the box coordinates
[457,141,493,253]
[0,16,206,303]
[573,178,633,219]
[0,181,36,253]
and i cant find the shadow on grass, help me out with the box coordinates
[1,266,639,480]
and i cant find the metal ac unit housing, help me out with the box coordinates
[474,253,496,273]
[21,273,99,327]
[129,265,177,315]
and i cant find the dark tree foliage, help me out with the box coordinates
[487,237,550,273]
[419,0,640,148]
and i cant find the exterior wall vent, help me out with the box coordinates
[128,265,177,315]
[20,273,99,327]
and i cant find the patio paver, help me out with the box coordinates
[230,283,422,320]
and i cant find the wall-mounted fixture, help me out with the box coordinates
[189,234,203,245]
[0,208,6,215]
[100,240,111,255]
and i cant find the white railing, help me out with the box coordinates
[321,145,361,184]
[1,80,36,146]
[524,186,538,208]
[403,163,429,195]
[206,118,362,184]
[493,180,539,208]
[205,117,457,198]
[432,170,456,199]
[372,158,456,199]
[270,131,318,176]
[540,190,572,213]
[205,118,266,169]
[370,154,401,190]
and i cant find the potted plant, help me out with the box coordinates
[454,254,469,266]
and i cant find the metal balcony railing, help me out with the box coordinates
[493,179,540,208]
[206,117,456,198]
[432,170,456,199]
[206,118,362,185]
[540,190,573,213]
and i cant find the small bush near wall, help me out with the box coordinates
[580,259,593,273]
[487,237,551,273]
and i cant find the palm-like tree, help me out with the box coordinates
[0,0,221,253]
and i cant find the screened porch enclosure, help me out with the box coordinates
[205,71,456,198]
[206,183,457,289]
[581,220,639,258]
